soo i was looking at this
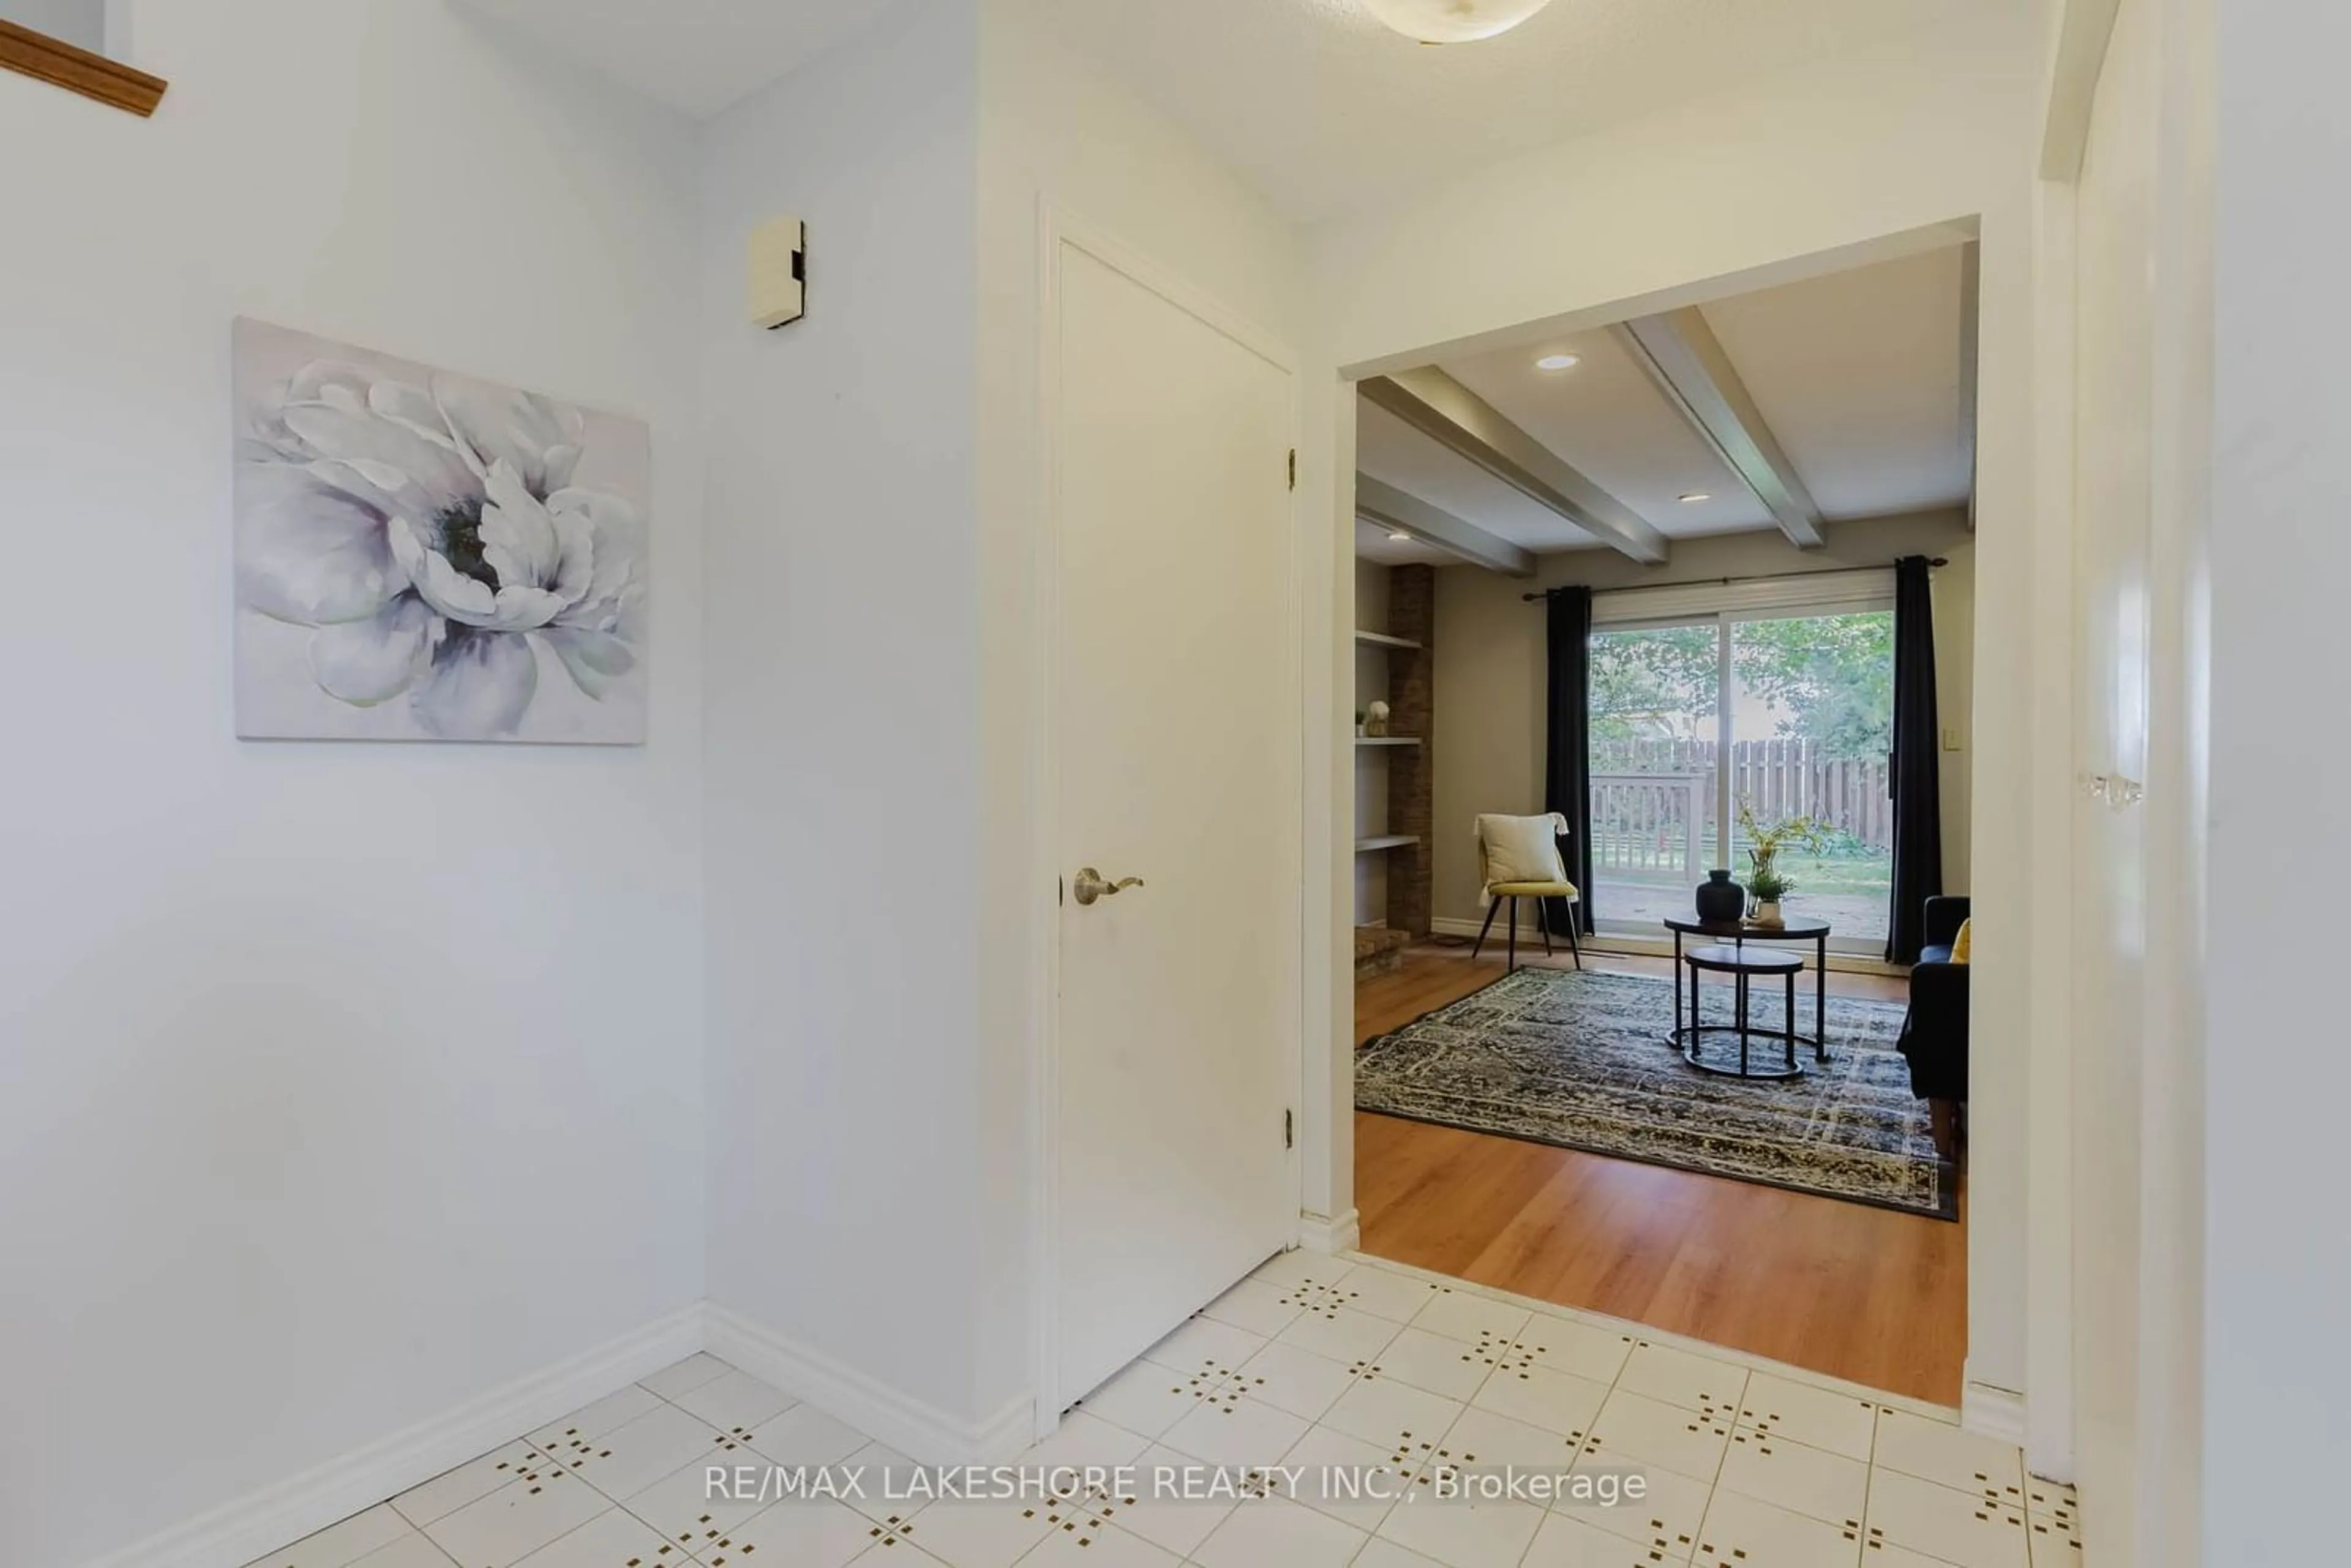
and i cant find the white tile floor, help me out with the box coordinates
[247,1251,2080,1568]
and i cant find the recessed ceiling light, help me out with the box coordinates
[1388,530,1412,541]
[1535,353,1581,371]
[1679,492,1712,503]
[1365,0,1556,43]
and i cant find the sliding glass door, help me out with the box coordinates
[1588,599,1895,950]
[1726,609,1896,944]
[1589,623,1723,925]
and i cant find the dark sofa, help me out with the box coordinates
[1898,895,1970,1160]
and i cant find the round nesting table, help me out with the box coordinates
[1682,943,1807,1079]
[1663,915,1832,1065]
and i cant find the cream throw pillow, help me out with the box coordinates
[1477,813,1569,887]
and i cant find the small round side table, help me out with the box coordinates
[1663,915,1832,1063]
[1682,943,1807,1080]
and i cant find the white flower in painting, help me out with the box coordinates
[239,361,644,738]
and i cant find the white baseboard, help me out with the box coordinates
[1299,1207,1361,1254]
[706,1305,1032,1466]
[1426,915,1624,955]
[1962,1375,2030,1449]
[85,1302,1044,1568]
[82,1303,708,1568]
[1430,914,1547,945]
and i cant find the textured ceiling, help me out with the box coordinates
[1698,245,1971,520]
[460,0,904,117]
[1354,517,1457,566]
[1442,328,1769,538]
[467,1,2008,215]
[1032,0,1991,221]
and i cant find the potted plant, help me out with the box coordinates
[1737,800,1829,927]
[1355,709,1367,738]
[1745,866,1793,927]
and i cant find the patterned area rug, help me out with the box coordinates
[1356,967,1954,1220]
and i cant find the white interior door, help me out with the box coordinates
[1050,234,1299,1409]
[2072,0,2156,1556]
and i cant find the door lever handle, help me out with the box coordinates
[1072,867,1145,906]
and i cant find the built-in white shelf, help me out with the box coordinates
[1355,735,1422,747]
[1354,835,1420,853]
[1354,629,1422,651]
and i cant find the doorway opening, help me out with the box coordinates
[1344,234,1979,1406]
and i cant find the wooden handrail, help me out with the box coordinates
[0,17,167,116]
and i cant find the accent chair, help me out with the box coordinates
[1470,812,1584,972]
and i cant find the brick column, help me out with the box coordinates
[1386,565,1434,937]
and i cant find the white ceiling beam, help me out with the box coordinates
[1359,369,1671,565]
[1615,309,1826,550]
[1355,475,1537,578]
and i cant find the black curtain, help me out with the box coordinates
[1544,588,1596,935]
[1886,556,1945,962]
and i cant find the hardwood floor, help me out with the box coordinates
[1354,940,1967,1405]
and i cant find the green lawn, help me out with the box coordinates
[1758,849,1893,899]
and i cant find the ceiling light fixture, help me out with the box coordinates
[1535,353,1581,371]
[1389,530,1412,541]
[1364,0,1556,45]
[1679,492,1712,503]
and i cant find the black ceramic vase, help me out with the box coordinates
[1695,869,1745,923]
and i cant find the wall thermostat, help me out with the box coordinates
[749,216,806,330]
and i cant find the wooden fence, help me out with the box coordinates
[1588,738,1892,879]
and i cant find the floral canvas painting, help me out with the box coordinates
[233,319,648,743]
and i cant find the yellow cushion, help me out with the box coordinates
[1491,880,1578,898]
[1952,918,1973,964]
[1477,812,1569,887]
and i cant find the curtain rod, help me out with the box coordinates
[1520,557,1946,602]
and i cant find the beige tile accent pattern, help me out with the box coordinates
[247,1250,2052,1568]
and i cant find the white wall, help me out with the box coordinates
[0,4,707,1564]
[0,2,1305,1534]
[1303,4,2053,1424]
[701,0,992,1433]
[2207,0,2337,1556]
[1424,516,1977,934]
[2,0,103,51]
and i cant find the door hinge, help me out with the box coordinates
[1288,449,1297,491]
[1284,1109,1294,1149]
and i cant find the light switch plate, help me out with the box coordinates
[748,216,805,329]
